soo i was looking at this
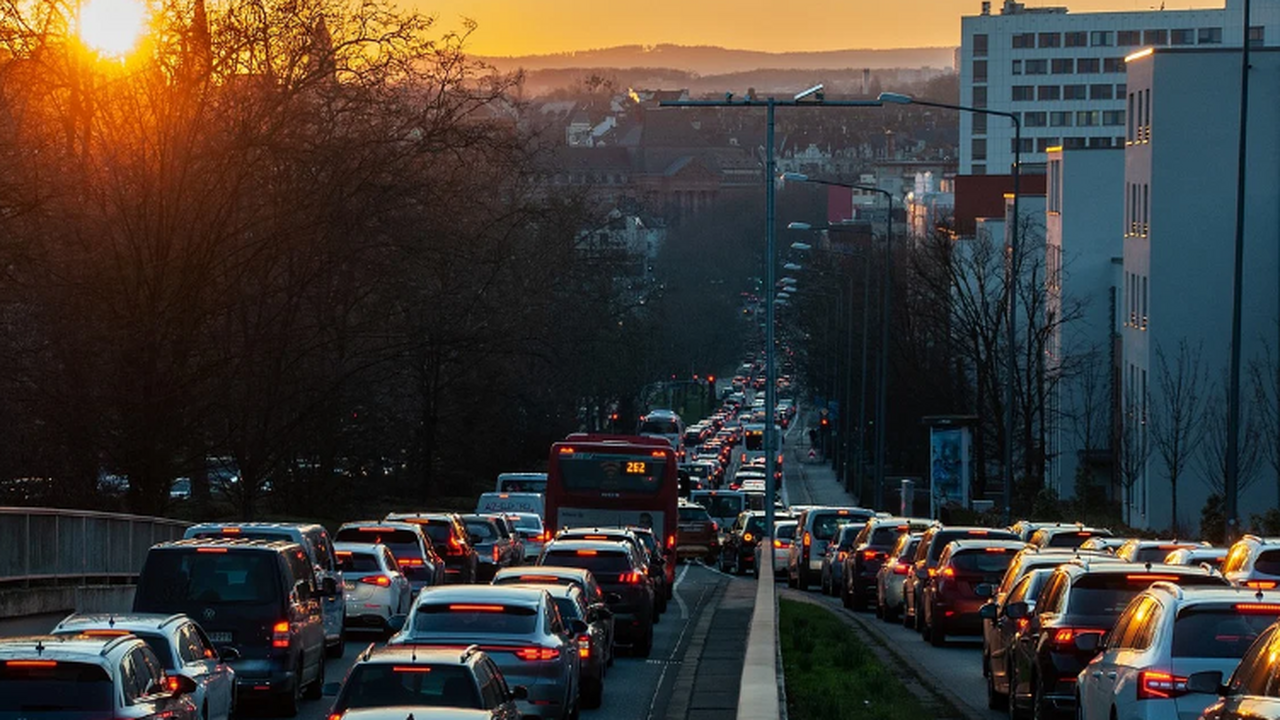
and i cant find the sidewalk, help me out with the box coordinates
[666,572,755,720]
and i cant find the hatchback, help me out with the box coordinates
[820,524,862,598]
[506,513,549,561]
[326,644,524,720]
[553,527,667,613]
[982,567,1056,710]
[843,517,931,611]
[920,539,1025,645]
[335,522,445,593]
[538,539,656,657]
[334,542,414,634]
[1222,535,1280,590]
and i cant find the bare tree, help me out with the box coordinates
[1062,345,1111,502]
[1116,380,1151,526]
[1250,339,1280,508]
[1199,372,1262,499]
[1148,340,1207,534]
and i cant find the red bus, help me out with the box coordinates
[546,433,679,570]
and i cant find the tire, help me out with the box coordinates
[583,677,604,709]
[635,624,654,658]
[987,667,1008,710]
[326,627,345,659]
[302,654,324,700]
[929,618,946,647]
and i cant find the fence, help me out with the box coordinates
[0,507,190,586]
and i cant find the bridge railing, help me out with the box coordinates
[0,507,190,586]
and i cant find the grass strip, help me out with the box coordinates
[780,598,935,720]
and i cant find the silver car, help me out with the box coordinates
[388,585,583,720]
[325,645,523,720]
[335,542,414,634]
[506,513,547,561]
[874,533,921,622]
[52,613,236,720]
[756,521,797,579]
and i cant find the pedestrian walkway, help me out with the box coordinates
[665,569,756,720]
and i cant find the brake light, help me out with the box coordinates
[1235,603,1280,613]
[941,567,955,578]
[221,527,242,534]
[329,714,343,720]
[559,446,575,454]
[197,548,228,554]
[1246,581,1279,589]
[515,647,560,661]
[667,535,676,549]
[577,634,591,658]
[450,604,506,612]
[985,548,1010,553]
[82,629,130,637]
[447,534,463,555]
[398,558,424,567]
[1126,574,1180,582]
[360,575,391,587]
[1049,628,1103,651]
[803,532,811,547]
[6,660,57,667]
[711,522,719,532]
[164,675,182,693]
[928,568,938,578]
[1137,671,1189,700]
[893,562,910,575]
[774,539,786,548]
[863,550,879,560]
[619,572,644,584]
[582,535,609,540]
[744,532,754,543]
[576,550,598,556]
[391,666,434,673]
[272,621,290,648]
[335,551,352,558]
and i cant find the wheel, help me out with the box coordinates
[987,667,1008,710]
[635,624,653,657]
[302,654,324,700]
[326,627,345,658]
[1009,664,1029,720]
[277,661,302,717]
[583,677,604,709]
[929,618,946,647]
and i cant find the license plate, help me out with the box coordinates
[344,582,355,590]
[208,632,232,644]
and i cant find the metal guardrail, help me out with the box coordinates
[0,507,190,585]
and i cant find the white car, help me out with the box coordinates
[334,542,413,633]
[52,613,235,720]
[757,521,797,579]
[1076,584,1280,720]
[506,512,548,560]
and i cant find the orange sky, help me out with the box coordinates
[419,0,1225,56]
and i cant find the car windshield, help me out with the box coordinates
[543,550,632,576]
[1173,608,1278,658]
[512,516,542,531]
[412,604,538,635]
[137,549,279,605]
[0,662,115,711]
[339,663,480,710]
[337,551,381,573]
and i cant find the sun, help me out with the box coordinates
[78,0,149,58]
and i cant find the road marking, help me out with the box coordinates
[673,563,690,619]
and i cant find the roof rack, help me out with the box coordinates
[98,635,137,656]
[359,642,377,662]
[1147,580,1184,600]
[460,644,483,662]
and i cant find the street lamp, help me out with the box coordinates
[784,262,803,271]
[785,172,894,511]
[880,91,1021,525]
[790,242,813,252]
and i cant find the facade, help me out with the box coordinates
[959,0,1280,176]
[1121,47,1280,530]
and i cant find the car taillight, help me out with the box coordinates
[711,521,719,532]
[863,550,879,561]
[448,535,463,555]
[329,714,343,720]
[619,572,644,584]
[838,551,848,562]
[803,532,811,547]
[398,558,424,567]
[744,532,754,543]
[1049,628,1103,652]
[492,545,501,563]
[515,647,560,661]
[577,634,591,658]
[893,562,910,575]
[272,621,290,648]
[360,575,391,587]
[667,535,676,549]
[1137,671,1189,700]
[940,567,955,578]
[1246,580,1278,589]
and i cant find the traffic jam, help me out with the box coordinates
[5,357,1280,720]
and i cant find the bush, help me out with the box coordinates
[1201,494,1226,545]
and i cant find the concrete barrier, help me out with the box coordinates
[737,548,782,720]
[0,584,136,623]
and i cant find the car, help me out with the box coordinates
[903,525,1020,631]
[1115,539,1210,564]
[387,585,583,720]
[530,583,610,708]
[1190,614,1280,719]
[335,521,446,593]
[460,515,521,582]
[1076,585,1280,720]
[1222,535,1280,589]
[920,539,1026,646]
[843,517,932,611]
[1004,559,1230,720]
[1027,525,1113,550]
[0,634,200,720]
[788,507,876,590]
[491,567,615,668]
[326,643,524,720]
[52,613,235,720]
[1164,545,1229,569]
[494,516,525,564]
[875,533,922,622]
[688,489,747,533]
[506,513,549,561]
[623,525,675,602]
[132,538,331,716]
[1009,520,1051,543]
[819,524,862,598]
[720,510,768,576]
[758,520,798,580]
[475,492,544,518]
[1079,536,1134,554]
[386,513,480,585]
[538,539,656,657]
[677,502,721,563]
[553,527,668,614]
[981,567,1056,710]
[334,542,414,634]
[184,522,347,657]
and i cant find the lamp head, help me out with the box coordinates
[786,221,812,231]
[782,172,810,184]
[783,262,802,271]
[878,92,914,105]
[790,242,812,251]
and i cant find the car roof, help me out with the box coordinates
[357,643,485,665]
[0,634,139,665]
[152,537,299,552]
[944,539,1028,553]
[187,522,322,533]
[493,566,593,583]
[386,512,456,522]
[412,585,548,607]
[1144,584,1280,606]
[339,707,495,720]
[54,613,188,634]
[506,583,583,600]
[1059,560,1221,578]
[334,542,389,554]
[543,539,633,554]
[340,520,425,532]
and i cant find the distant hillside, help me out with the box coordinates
[475,44,958,76]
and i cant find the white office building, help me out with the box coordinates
[959,0,1280,176]
[1121,47,1280,531]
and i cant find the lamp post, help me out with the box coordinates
[879,91,1021,526]
[784,174,894,511]
[661,87,881,563]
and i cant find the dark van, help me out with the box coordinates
[133,538,330,716]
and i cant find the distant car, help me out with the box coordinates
[843,517,932,611]
[0,634,200,720]
[386,513,480,585]
[335,521,445,593]
[788,507,876,590]
[52,613,235,720]
[1223,534,1280,590]
[1115,538,1209,564]
[460,514,521,582]
[1164,545,1229,569]
[1026,525,1112,550]
[539,539,656,657]
[875,533,921,622]
[819,525,862,598]
[326,643,524,720]
[919,539,1025,646]
[334,542,413,634]
[676,502,720,563]
[506,513,548,561]
[902,525,1019,632]
[721,511,768,576]
[757,520,795,580]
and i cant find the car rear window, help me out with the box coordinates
[336,528,424,555]
[679,507,711,522]
[412,604,538,635]
[870,527,904,547]
[928,530,1018,562]
[810,514,843,541]
[1047,531,1102,548]
[950,549,1018,574]
[464,521,498,541]
[1255,550,1280,575]
[747,516,767,535]
[552,598,584,622]
[0,662,115,711]
[1132,546,1185,563]
[696,495,744,518]
[339,663,480,710]
[337,551,381,573]
[543,549,632,576]
[415,520,454,544]
[1172,608,1279,658]
[776,524,797,540]
[138,549,280,605]
[1068,573,1226,615]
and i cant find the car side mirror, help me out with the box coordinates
[294,580,312,601]
[1004,601,1030,619]
[321,577,338,597]
[167,674,199,696]
[570,619,589,635]
[217,646,240,661]
[1075,632,1101,654]
[974,583,994,598]
[322,681,342,697]
[1185,670,1225,695]
[979,602,997,620]
[386,614,407,632]
[511,685,530,700]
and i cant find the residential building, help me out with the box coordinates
[959,0,1280,175]
[1121,47,1280,530]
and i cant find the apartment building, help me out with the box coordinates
[959,0,1280,176]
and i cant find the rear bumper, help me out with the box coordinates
[230,657,295,698]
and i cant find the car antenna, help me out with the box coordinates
[35,639,44,656]
[1144,561,1152,572]
[108,615,116,628]
[1258,589,1266,602]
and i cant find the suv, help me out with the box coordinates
[0,634,199,720]
[843,517,932,611]
[460,514,521,581]
[788,507,876,590]
[919,539,1025,646]
[721,510,769,576]
[1115,538,1209,564]
[539,539,657,657]
[1077,584,1280,720]
[386,513,479,584]
[1223,535,1280,589]
[328,642,525,720]
[184,522,346,657]
[1026,525,1112,550]
[554,527,668,613]
[903,525,1019,631]
[676,502,720,563]
[52,613,236,720]
[133,538,330,715]
[1190,612,1280,719]
[335,521,445,593]
[1003,559,1229,720]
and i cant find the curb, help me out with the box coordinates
[736,555,781,720]
[664,578,727,720]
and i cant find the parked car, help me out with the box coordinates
[875,533,922,622]
[919,539,1026,646]
[843,517,932,611]
[52,612,235,720]
[334,542,413,634]
[335,521,445,593]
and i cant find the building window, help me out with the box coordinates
[1142,183,1149,235]
[1103,109,1125,126]
[1065,31,1088,47]
[1128,92,1135,141]
[1077,57,1101,73]
[973,164,986,175]
[1024,111,1048,127]
[1144,88,1151,140]
[1037,137,1061,152]
[973,60,988,82]
[1170,29,1195,45]
[973,85,988,108]
[1141,275,1148,328]
[1048,158,1062,212]
[1051,58,1074,74]
[1025,59,1048,74]
[1050,111,1073,127]
[1130,183,1138,235]
[1012,85,1035,101]
[1117,30,1141,46]
[1039,32,1061,48]
[1249,26,1265,47]
[1013,32,1035,48]
[1076,110,1101,126]
[1038,85,1061,100]
[1064,136,1086,149]
[1012,59,1022,75]
[1198,27,1223,44]
[1063,84,1087,99]
[972,138,987,160]
[1124,183,1131,236]
[1115,82,1127,96]
[1143,29,1168,45]
[1103,57,1126,73]
[1011,138,1033,154]
[973,113,988,134]
[1088,137,1113,148]
[1090,83,1114,100]
[973,33,989,56]
[1091,30,1113,46]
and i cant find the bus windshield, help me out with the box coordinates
[557,454,666,495]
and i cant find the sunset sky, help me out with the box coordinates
[419,0,1226,56]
